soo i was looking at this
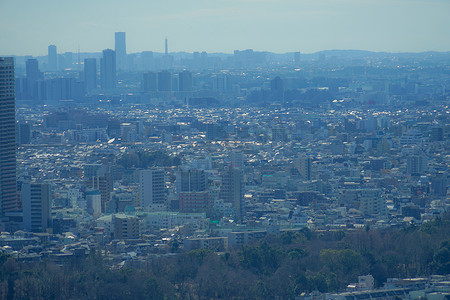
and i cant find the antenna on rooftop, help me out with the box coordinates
[165,37,168,56]
[77,44,81,71]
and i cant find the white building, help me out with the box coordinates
[139,168,166,208]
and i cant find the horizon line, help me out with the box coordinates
[2,48,450,58]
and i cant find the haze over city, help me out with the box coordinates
[1,0,450,56]
[1,1,450,299]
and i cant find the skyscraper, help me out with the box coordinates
[165,37,168,56]
[178,70,193,92]
[271,76,284,101]
[158,70,172,92]
[0,57,19,215]
[84,58,97,92]
[26,59,42,83]
[100,49,116,90]
[25,59,43,101]
[115,32,126,70]
[48,45,57,71]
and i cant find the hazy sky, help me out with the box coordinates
[1,0,449,56]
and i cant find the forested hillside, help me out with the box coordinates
[1,214,449,299]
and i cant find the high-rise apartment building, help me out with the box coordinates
[83,164,113,213]
[139,169,165,208]
[84,58,97,92]
[176,168,206,193]
[115,32,126,71]
[48,45,57,71]
[0,57,19,215]
[295,156,312,181]
[407,154,427,175]
[113,215,140,239]
[100,49,116,90]
[86,189,101,218]
[220,166,244,222]
[22,182,51,232]
[176,168,208,213]
[179,191,210,213]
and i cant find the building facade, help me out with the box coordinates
[0,57,19,215]
[22,183,51,232]
[139,169,166,208]
[115,32,126,71]
[100,49,116,90]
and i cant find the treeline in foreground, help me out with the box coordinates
[0,215,449,299]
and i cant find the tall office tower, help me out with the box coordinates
[26,59,42,83]
[193,52,200,66]
[139,168,165,208]
[158,70,172,91]
[270,76,284,101]
[295,156,312,180]
[0,58,19,215]
[115,32,126,70]
[100,49,116,90]
[220,166,244,222]
[84,58,97,92]
[178,70,193,92]
[176,168,207,193]
[142,71,157,92]
[165,37,168,56]
[48,45,57,71]
[22,182,51,232]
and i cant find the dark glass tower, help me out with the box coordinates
[84,58,97,92]
[100,49,116,90]
[115,32,126,70]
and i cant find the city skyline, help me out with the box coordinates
[1,0,450,56]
